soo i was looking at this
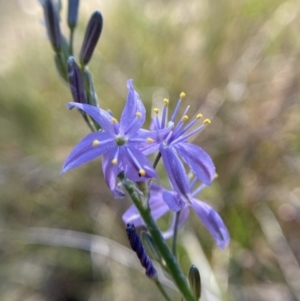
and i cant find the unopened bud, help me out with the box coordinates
[188,264,201,300]
[80,11,103,66]
[68,57,87,104]
[43,0,62,52]
[68,0,79,29]
[126,224,157,279]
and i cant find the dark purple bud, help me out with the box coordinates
[43,0,62,52]
[67,56,87,104]
[68,0,79,29]
[188,264,201,300]
[80,11,103,66]
[126,223,157,279]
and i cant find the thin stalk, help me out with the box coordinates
[69,28,74,55]
[120,175,196,301]
[81,111,96,132]
[153,152,162,169]
[172,211,181,258]
[154,279,172,301]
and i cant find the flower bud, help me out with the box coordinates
[68,57,87,104]
[80,11,103,66]
[126,224,157,279]
[43,0,62,52]
[188,264,201,300]
[68,0,79,29]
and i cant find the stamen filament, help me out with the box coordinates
[155,114,161,130]
[111,117,119,135]
[170,99,182,122]
[125,113,143,135]
[169,121,185,142]
[170,124,205,145]
[173,105,190,132]
[161,100,168,129]
[92,138,114,147]
[189,175,198,190]
[126,147,145,175]
[192,183,206,197]
[175,113,205,139]
[111,147,119,165]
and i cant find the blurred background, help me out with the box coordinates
[1,0,300,300]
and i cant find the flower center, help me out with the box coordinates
[116,136,126,146]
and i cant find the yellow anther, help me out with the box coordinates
[92,139,100,147]
[111,159,118,165]
[196,113,203,119]
[147,138,154,143]
[139,169,146,177]
[136,112,142,118]
[182,115,189,122]
[180,92,186,98]
[163,98,169,106]
[111,117,118,124]
[214,173,219,179]
[203,118,211,125]
[153,108,159,114]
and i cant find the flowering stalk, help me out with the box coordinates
[38,5,219,299]
[120,173,196,301]
[172,211,180,257]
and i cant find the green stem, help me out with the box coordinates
[153,152,161,169]
[154,279,172,301]
[120,175,195,301]
[81,111,96,132]
[172,211,180,258]
[69,28,74,55]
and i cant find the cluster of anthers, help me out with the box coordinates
[153,92,211,142]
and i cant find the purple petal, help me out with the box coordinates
[175,143,215,186]
[61,131,114,173]
[67,102,114,133]
[130,128,171,156]
[122,187,169,227]
[160,145,191,201]
[162,190,186,212]
[163,207,190,239]
[191,199,230,249]
[122,204,144,227]
[102,147,123,199]
[119,80,146,135]
[120,145,157,181]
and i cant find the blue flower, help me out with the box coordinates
[152,94,216,201]
[62,80,168,198]
[122,181,230,249]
